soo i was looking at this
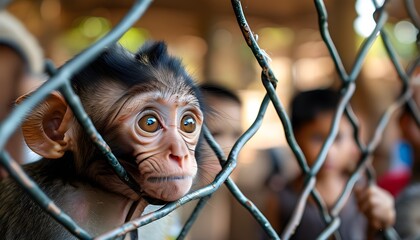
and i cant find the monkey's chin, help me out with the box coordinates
[142,176,193,204]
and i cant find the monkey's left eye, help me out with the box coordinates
[138,114,161,132]
[180,115,196,133]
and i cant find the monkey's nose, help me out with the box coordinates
[166,128,189,167]
[169,143,189,167]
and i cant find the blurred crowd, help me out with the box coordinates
[1,8,420,240]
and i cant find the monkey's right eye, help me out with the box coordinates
[138,114,161,132]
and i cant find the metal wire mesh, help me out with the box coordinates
[0,0,419,239]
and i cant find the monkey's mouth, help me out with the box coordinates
[147,175,192,183]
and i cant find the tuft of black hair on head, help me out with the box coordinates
[70,43,142,90]
[291,88,340,132]
[133,41,195,90]
[134,41,168,66]
[70,41,183,92]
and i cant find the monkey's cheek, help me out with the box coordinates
[144,178,193,202]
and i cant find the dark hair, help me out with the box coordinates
[291,88,340,132]
[199,83,241,105]
[71,41,199,97]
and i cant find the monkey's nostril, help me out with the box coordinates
[169,153,183,164]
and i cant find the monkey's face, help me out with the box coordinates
[108,90,203,202]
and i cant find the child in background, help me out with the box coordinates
[264,89,395,239]
[181,83,243,240]
[378,77,420,197]
[392,79,420,238]
[0,10,44,178]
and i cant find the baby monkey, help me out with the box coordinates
[0,41,205,239]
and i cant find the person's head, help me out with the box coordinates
[190,83,242,186]
[200,83,243,157]
[0,10,44,171]
[291,88,358,175]
[0,10,44,103]
[0,10,44,76]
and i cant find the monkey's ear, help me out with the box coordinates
[18,92,75,159]
[135,41,168,65]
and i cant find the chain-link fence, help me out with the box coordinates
[0,0,419,239]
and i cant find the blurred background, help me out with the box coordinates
[5,0,418,151]
[3,0,419,239]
